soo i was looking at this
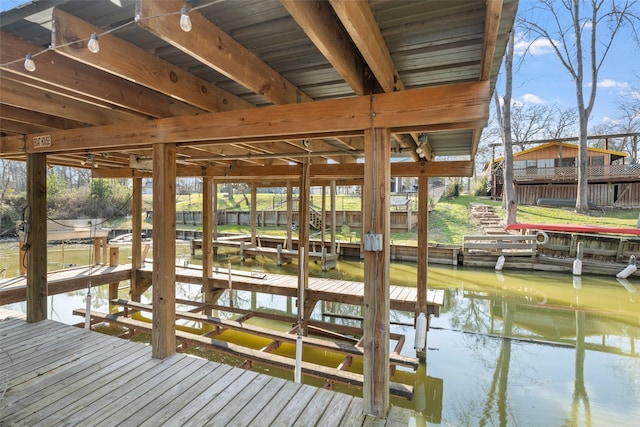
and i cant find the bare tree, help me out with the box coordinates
[495,30,518,225]
[520,0,639,214]
[510,104,555,149]
[545,106,579,139]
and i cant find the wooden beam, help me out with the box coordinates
[91,160,474,180]
[202,177,215,312]
[281,0,367,95]
[136,0,312,105]
[0,104,84,131]
[130,177,143,302]
[298,160,311,333]
[362,128,391,416]
[20,81,489,153]
[51,8,251,113]
[330,0,403,93]
[416,175,429,361]
[152,143,176,359]
[26,152,47,323]
[0,135,26,155]
[250,184,257,246]
[0,78,138,125]
[480,0,503,81]
[0,118,51,135]
[0,32,203,119]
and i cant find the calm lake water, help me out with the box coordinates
[1,241,638,426]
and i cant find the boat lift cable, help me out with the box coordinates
[84,165,97,330]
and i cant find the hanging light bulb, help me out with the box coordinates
[87,33,100,53]
[180,6,192,32]
[24,53,36,72]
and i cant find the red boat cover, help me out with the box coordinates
[505,223,640,236]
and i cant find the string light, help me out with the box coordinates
[1,1,223,70]
[180,7,192,32]
[87,33,100,53]
[24,53,36,72]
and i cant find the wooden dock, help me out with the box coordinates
[0,263,444,316]
[194,235,339,270]
[0,308,412,426]
[140,263,444,316]
[0,264,131,305]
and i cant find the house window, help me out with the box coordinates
[526,159,537,175]
[590,155,604,175]
[556,157,576,167]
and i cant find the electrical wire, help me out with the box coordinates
[0,0,224,68]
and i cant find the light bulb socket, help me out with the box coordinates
[24,53,36,72]
[88,33,100,53]
[180,7,192,32]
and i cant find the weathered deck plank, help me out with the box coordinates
[225,376,289,426]
[291,386,337,426]
[0,308,413,427]
[94,359,228,427]
[247,380,302,426]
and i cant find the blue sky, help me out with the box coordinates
[505,1,639,129]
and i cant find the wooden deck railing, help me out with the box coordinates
[513,163,639,181]
[463,234,537,256]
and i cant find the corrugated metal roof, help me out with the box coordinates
[0,0,518,176]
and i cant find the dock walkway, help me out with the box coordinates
[0,308,411,426]
[143,263,444,315]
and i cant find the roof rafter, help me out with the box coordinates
[136,0,312,106]
[52,7,252,113]
[0,32,204,119]
[281,0,367,96]
[329,0,402,93]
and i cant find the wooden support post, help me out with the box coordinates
[298,160,311,334]
[202,177,215,316]
[330,180,337,256]
[93,237,101,265]
[212,180,218,245]
[19,238,27,275]
[109,246,120,301]
[277,244,282,266]
[321,184,326,250]
[102,237,108,265]
[152,143,176,359]
[360,184,365,259]
[26,152,47,323]
[250,183,257,246]
[286,182,293,250]
[362,128,391,416]
[416,175,429,361]
[131,176,143,302]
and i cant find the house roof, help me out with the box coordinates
[492,141,628,164]
[0,0,518,182]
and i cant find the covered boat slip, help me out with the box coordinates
[0,262,444,314]
[0,0,517,417]
[0,308,411,426]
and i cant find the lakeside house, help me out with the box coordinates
[487,141,640,207]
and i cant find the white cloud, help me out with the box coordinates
[521,93,545,104]
[597,79,629,89]
[514,37,558,56]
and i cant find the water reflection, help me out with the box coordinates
[1,242,639,425]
